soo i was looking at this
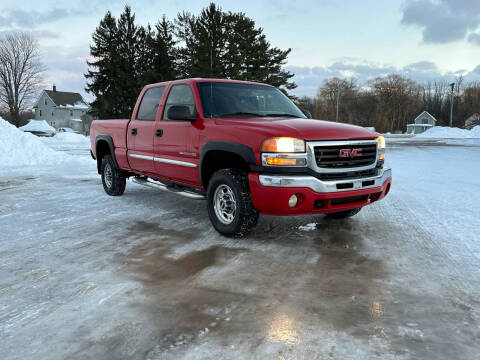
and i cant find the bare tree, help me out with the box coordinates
[0,32,45,126]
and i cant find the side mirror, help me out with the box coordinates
[301,109,312,119]
[167,105,197,121]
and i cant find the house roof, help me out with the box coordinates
[407,123,434,127]
[44,90,85,107]
[414,111,437,123]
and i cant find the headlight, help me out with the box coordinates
[377,136,385,150]
[262,137,305,153]
[377,136,386,160]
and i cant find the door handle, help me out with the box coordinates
[155,129,163,137]
[131,128,137,136]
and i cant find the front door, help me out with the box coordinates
[127,86,165,174]
[153,84,198,185]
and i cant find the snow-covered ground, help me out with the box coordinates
[385,126,480,146]
[1,122,480,359]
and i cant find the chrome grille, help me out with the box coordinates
[314,143,377,168]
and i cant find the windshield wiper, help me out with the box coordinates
[264,113,301,118]
[218,112,264,117]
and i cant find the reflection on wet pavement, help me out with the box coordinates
[267,313,298,345]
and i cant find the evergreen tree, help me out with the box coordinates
[141,16,177,85]
[175,3,296,92]
[86,3,296,117]
[116,6,141,117]
[85,11,122,118]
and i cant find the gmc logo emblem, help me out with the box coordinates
[339,148,363,158]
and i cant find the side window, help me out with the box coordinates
[163,84,195,120]
[136,86,165,121]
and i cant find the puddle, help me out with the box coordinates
[123,244,246,282]
[116,242,252,353]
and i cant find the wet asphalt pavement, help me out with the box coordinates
[1,144,480,359]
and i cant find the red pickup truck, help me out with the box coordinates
[90,78,391,237]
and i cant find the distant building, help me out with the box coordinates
[464,113,480,130]
[33,85,89,132]
[406,111,437,134]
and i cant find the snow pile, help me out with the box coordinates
[19,120,55,133]
[416,126,480,139]
[54,132,89,144]
[40,132,90,150]
[470,125,480,137]
[0,117,70,167]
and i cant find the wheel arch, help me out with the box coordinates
[95,135,118,174]
[199,141,256,189]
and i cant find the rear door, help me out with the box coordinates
[153,84,198,185]
[127,86,165,174]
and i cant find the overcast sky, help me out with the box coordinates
[1,0,480,100]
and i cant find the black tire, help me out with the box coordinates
[325,207,362,219]
[207,169,259,238]
[101,155,126,196]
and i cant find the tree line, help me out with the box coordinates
[85,3,296,119]
[297,74,480,133]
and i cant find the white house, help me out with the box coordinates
[33,86,89,132]
[406,111,437,134]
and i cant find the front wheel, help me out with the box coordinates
[207,169,259,238]
[325,207,362,219]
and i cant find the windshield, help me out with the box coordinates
[197,82,306,119]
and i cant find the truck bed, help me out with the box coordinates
[90,119,129,151]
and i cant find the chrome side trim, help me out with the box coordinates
[259,167,391,193]
[129,153,197,168]
[306,139,379,173]
[179,151,197,157]
[154,157,197,168]
[129,153,154,161]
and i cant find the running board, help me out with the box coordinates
[131,177,205,200]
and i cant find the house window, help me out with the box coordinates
[44,98,47,105]
[40,110,42,117]
[70,110,73,116]
[423,118,428,124]
[52,112,54,116]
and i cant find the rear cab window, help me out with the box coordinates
[136,86,165,121]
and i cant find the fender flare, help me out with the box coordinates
[199,141,257,188]
[95,134,119,169]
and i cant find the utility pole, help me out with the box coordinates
[449,82,455,127]
[335,87,340,122]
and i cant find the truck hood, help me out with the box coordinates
[214,117,378,141]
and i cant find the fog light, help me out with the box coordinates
[288,194,298,207]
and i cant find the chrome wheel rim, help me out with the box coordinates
[104,163,113,188]
[213,184,237,225]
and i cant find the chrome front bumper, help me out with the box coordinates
[258,166,392,193]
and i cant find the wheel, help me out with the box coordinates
[207,169,259,238]
[101,155,126,196]
[325,207,362,219]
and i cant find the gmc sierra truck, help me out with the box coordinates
[90,78,392,237]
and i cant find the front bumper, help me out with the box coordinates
[248,167,392,216]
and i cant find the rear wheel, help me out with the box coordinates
[325,207,362,219]
[207,169,259,238]
[101,155,126,196]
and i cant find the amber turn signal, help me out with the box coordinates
[265,157,298,166]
